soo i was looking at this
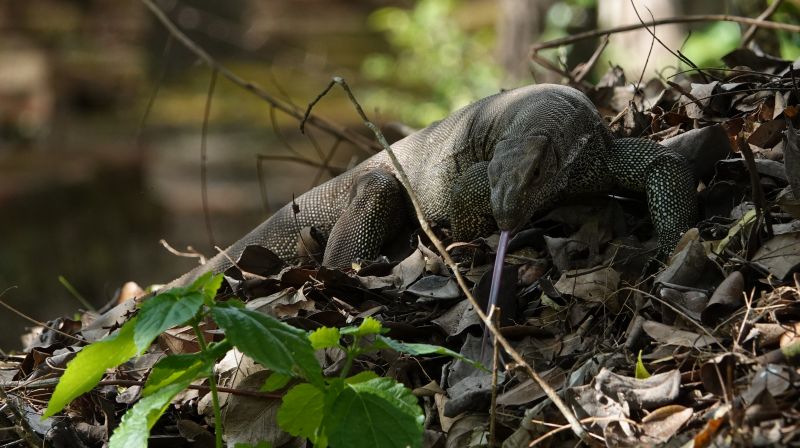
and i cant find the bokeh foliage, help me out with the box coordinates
[360,0,798,128]
[361,0,501,126]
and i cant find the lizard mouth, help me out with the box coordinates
[488,135,552,231]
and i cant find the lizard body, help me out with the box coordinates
[171,84,696,287]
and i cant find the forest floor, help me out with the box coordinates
[2,19,800,448]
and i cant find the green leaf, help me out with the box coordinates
[374,335,482,368]
[142,353,213,397]
[134,291,204,352]
[261,372,291,392]
[345,371,379,384]
[211,302,322,385]
[191,272,224,303]
[44,317,139,418]
[356,317,383,336]
[233,442,272,448]
[635,350,651,379]
[277,383,326,444]
[109,381,188,448]
[309,327,341,350]
[340,317,384,337]
[325,377,423,448]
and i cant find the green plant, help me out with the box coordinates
[44,273,476,448]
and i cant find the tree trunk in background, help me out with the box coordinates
[497,0,553,85]
[597,0,682,83]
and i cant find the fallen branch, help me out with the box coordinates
[530,15,800,54]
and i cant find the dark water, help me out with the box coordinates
[0,0,388,350]
[0,123,365,350]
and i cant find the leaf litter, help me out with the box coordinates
[3,47,800,448]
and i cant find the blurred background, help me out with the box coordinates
[0,0,797,349]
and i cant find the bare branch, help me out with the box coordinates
[530,15,800,54]
[741,0,785,47]
[140,0,380,155]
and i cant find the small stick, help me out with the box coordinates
[737,134,774,242]
[0,288,85,344]
[741,0,785,47]
[136,36,173,148]
[200,68,218,250]
[629,1,709,82]
[572,36,609,84]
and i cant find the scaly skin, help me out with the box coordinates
[169,84,696,287]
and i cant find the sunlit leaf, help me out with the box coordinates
[44,317,139,418]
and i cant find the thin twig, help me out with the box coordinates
[312,138,343,189]
[736,134,774,243]
[0,388,43,448]
[529,15,800,53]
[0,288,85,344]
[572,36,609,84]
[139,0,380,155]
[201,68,218,250]
[3,378,282,400]
[667,66,783,80]
[741,0,785,47]
[632,2,657,92]
[268,105,306,161]
[255,154,345,214]
[159,239,207,264]
[309,77,592,445]
[629,1,709,82]
[136,35,173,148]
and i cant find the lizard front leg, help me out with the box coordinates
[322,168,406,268]
[449,161,496,242]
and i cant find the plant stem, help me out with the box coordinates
[193,322,224,448]
[340,339,359,378]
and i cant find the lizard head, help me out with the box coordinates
[487,135,557,231]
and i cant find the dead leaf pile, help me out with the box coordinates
[3,48,800,448]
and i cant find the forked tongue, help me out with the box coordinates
[480,229,510,365]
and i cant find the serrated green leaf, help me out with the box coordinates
[211,302,322,385]
[339,317,384,337]
[261,372,291,392]
[277,383,326,443]
[309,327,341,350]
[356,317,383,336]
[109,381,188,448]
[134,291,203,352]
[44,317,139,418]
[635,350,651,379]
[142,353,213,397]
[325,377,423,448]
[374,335,482,368]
